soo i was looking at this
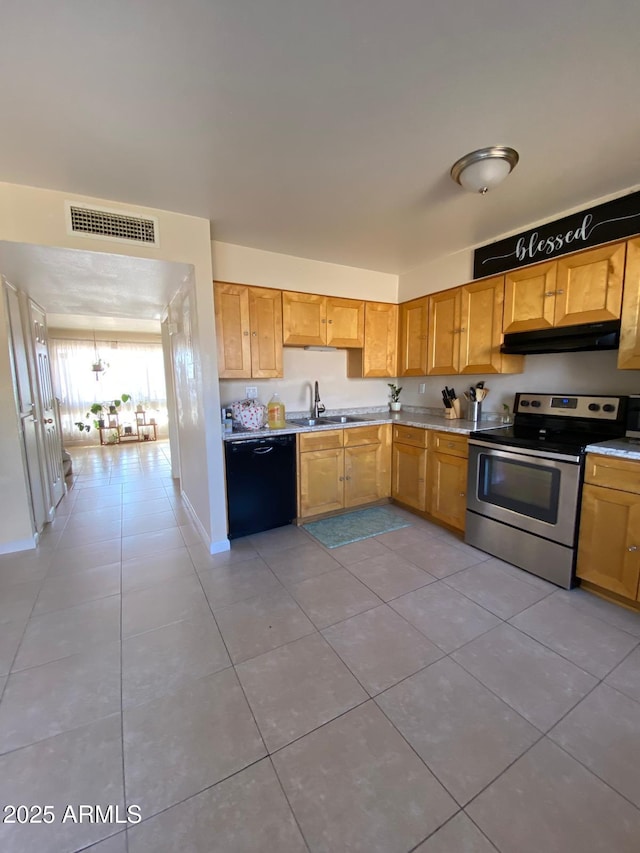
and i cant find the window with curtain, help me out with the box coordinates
[49,337,168,443]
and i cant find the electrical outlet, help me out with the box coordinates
[245,385,258,399]
[419,383,426,394]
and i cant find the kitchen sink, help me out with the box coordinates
[324,415,371,424]
[286,417,336,427]
[286,415,371,427]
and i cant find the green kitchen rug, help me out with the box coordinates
[303,506,411,549]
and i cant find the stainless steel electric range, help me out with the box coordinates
[465,393,628,589]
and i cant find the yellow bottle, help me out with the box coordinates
[267,393,286,429]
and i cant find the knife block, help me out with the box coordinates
[443,399,461,419]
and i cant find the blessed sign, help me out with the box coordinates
[473,190,640,278]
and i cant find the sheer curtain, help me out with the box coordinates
[50,337,168,443]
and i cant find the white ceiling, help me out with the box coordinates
[0,242,190,330]
[1,0,640,277]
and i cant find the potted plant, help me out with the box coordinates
[108,393,131,414]
[388,383,403,412]
[87,402,106,428]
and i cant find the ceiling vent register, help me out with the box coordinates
[67,203,158,246]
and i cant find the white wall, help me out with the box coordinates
[213,241,399,413]
[399,351,640,419]
[220,348,391,415]
[212,241,398,301]
[0,182,226,553]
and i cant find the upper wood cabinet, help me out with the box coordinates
[618,237,640,369]
[460,277,523,374]
[503,242,626,334]
[555,241,625,326]
[398,296,428,376]
[426,277,523,375]
[346,301,398,378]
[282,292,364,347]
[503,261,557,334]
[214,282,283,379]
[427,288,460,375]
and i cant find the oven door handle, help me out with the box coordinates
[468,439,581,465]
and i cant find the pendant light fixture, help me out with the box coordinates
[450,146,519,194]
[91,331,107,380]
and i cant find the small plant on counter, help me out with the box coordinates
[388,384,402,403]
[388,383,403,412]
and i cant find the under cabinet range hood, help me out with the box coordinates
[500,320,621,355]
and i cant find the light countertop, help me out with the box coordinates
[223,408,505,441]
[585,438,640,461]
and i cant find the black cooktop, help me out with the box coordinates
[470,392,628,457]
[469,424,618,457]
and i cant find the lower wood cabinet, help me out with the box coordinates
[391,427,468,531]
[577,454,640,603]
[429,451,467,531]
[298,425,391,519]
[392,442,428,512]
[391,425,428,513]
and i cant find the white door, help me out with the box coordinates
[29,298,65,511]
[3,280,48,532]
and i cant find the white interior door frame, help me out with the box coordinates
[3,278,48,533]
[28,297,65,514]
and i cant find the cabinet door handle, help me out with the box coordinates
[243,330,249,336]
[545,291,555,297]
[322,319,327,324]
[459,327,466,333]
[328,319,333,324]
[555,289,564,295]
[628,545,638,552]
[252,331,257,336]
[459,492,465,497]
[339,475,344,481]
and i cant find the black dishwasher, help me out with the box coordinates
[224,434,297,538]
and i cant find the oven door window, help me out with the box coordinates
[478,454,561,524]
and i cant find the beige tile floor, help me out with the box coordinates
[1,440,640,852]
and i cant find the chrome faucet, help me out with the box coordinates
[312,381,326,418]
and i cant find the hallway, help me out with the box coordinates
[1,440,640,852]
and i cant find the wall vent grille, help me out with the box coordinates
[67,204,158,245]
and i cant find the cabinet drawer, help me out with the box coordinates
[343,424,382,447]
[392,425,428,447]
[429,431,468,458]
[584,453,640,495]
[298,429,344,452]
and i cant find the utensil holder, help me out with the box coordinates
[443,399,461,419]
[467,400,482,422]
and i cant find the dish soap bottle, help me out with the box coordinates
[267,393,286,429]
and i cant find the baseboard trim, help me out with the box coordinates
[179,490,230,555]
[209,537,231,555]
[0,536,38,555]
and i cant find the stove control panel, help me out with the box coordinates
[515,394,625,420]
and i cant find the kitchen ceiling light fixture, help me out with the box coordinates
[450,146,519,194]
